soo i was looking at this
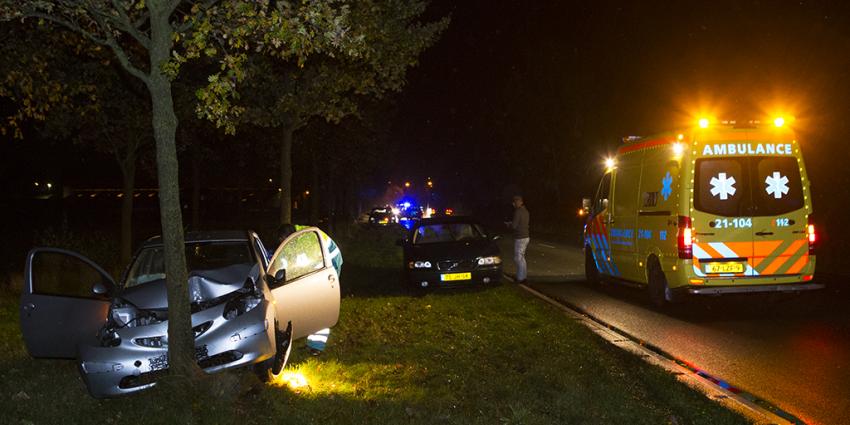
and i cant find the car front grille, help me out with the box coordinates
[197,350,244,369]
[119,369,168,389]
[437,259,475,271]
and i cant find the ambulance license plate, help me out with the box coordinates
[705,262,744,274]
[441,272,471,281]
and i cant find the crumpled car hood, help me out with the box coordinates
[120,263,258,310]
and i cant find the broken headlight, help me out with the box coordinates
[222,295,262,320]
[99,330,122,347]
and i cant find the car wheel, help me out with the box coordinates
[585,246,600,285]
[647,259,671,308]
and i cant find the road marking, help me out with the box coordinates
[509,277,800,425]
[537,243,557,249]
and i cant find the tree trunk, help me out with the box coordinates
[327,168,335,233]
[147,3,195,380]
[309,146,319,226]
[279,126,294,224]
[191,143,201,230]
[119,154,136,265]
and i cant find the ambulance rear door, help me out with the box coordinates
[748,144,811,277]
[692,142,756,279]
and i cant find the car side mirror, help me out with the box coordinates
[265,269,287,289]
[92,281,108,295]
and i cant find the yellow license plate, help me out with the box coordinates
[705,262,744,274]
[441,272,471,281]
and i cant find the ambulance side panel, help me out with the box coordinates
[610,151,643,282]
[637,146,682,283]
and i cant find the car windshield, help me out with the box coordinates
[694,156,804,217]
[124,241,254,288]
[413,222,486,244]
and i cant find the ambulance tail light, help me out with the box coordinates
[678,216,693,259]
[807,219,816,254]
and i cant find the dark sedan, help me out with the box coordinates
[401,216,502,290]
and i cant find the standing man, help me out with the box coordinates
[507,195,530,283]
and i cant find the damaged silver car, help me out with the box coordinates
[19,229,340,398]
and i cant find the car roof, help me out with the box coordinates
[416,215,480,226]
[141,230,252,248]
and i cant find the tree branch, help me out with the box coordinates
[110,0,151,49]
[82,5,151,84]
[105,37,151,83]
[23,12,108,45]
[172,0,220,34]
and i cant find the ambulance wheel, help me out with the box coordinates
[585,247,600,285]
[647,260,671,308]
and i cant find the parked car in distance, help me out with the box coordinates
[369,206,398,226]
[400,216,502,290]
[19,229,340,398]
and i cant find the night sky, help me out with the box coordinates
[3,0,850,228]
[390,0,850,216]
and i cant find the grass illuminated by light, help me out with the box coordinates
[273,370,309,390]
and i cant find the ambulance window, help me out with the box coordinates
[694,158,746,217]
[751,157,804,215]
[593,172,612,214]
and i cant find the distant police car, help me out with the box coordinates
[584,117,822,306]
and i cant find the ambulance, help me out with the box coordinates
[583,118,823,305]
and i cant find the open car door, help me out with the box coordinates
[266,228,340,339]
[20,248,115,358]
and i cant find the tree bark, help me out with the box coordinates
[279,125,294,224]
[147,3,195,380]
[309,146,319,226]
[191,143,201,229]
[119,153,136,265]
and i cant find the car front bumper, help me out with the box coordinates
[408,266,502,289]
[77,300,274,398]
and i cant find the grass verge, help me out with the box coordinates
[0,225,748,424]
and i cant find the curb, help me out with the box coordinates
[506,275,798,425]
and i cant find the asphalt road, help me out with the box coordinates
[498,236,850,425]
